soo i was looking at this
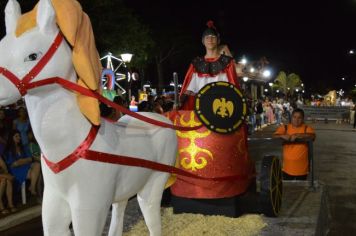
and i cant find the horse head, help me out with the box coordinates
[0,0,102,125]
[0,0,74,106]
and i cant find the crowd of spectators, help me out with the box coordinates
[245,95,356,134]
[100,94,175,121]
[0,101,42,215]
[246,97,296,134]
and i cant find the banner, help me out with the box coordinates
[301,106,350,120]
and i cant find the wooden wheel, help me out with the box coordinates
[259,155,283,217]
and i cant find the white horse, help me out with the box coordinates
[0,0,177,235]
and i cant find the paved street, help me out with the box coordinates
[1,121,356,235]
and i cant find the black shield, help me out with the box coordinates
[195,81,246,134]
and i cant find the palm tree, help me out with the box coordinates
[273,71,303,98]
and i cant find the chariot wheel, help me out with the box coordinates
[259,155,283,217]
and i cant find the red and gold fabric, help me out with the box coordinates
[167,110,254,198]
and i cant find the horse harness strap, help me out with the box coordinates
[41,124,252,181]
[42,125,99,173]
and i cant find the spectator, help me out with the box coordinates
[12,107,30,147]
[130,95,138,106]
[274,101,283,125]
[4,130,41,196]
[27,128,41,163]
[109,96,127,121]
[137,101,149,112]
[0,108,11,155]
[0,157,16,214]
[153,96,164,114]
[255,100,263,130]
[353,104,356,130]
[273,108,316,180]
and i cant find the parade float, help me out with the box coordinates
[0,0,282,235]
[167,82,283,218]
[303,90,351,122]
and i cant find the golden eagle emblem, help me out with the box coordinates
[212,98,234,118]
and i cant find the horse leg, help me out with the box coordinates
[42,189,72,236]
[108,200,128,236]
[137,172,169,236]
[70,203,111,236]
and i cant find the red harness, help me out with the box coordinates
[0,32,251,181]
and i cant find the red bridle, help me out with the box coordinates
[0,32,63,96]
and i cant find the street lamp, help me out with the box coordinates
[120,53,133,64]
[263,69,271,78]
[240,57,247,65]
[242,76,249,82]
[120,53,133,101]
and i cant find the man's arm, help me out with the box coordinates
[273,133,291,141]
[273,126,290,141]
[290,132,316,142]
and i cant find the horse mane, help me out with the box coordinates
[15,0,102,125]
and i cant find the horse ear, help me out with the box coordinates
[37,0,57,34]
[5,0,21,35]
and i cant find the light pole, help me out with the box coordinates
[120,53,133,102]
[268,82,274,97]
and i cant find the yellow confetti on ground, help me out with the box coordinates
[124,207,267,236]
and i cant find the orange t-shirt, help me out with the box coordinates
[274,124,315,176]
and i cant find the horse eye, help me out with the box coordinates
[24,52,43,62]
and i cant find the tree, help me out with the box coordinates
[153,33,193,93]
[273,71,303,98]
[350,88,356,102]
[81,0,154,70]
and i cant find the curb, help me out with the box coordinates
[0,205,41,232]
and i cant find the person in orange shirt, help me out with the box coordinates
[273,108,316,180]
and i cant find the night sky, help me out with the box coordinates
[124,0,356,94]
[1,0,356,94]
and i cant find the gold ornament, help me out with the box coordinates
[176,112,213,171]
